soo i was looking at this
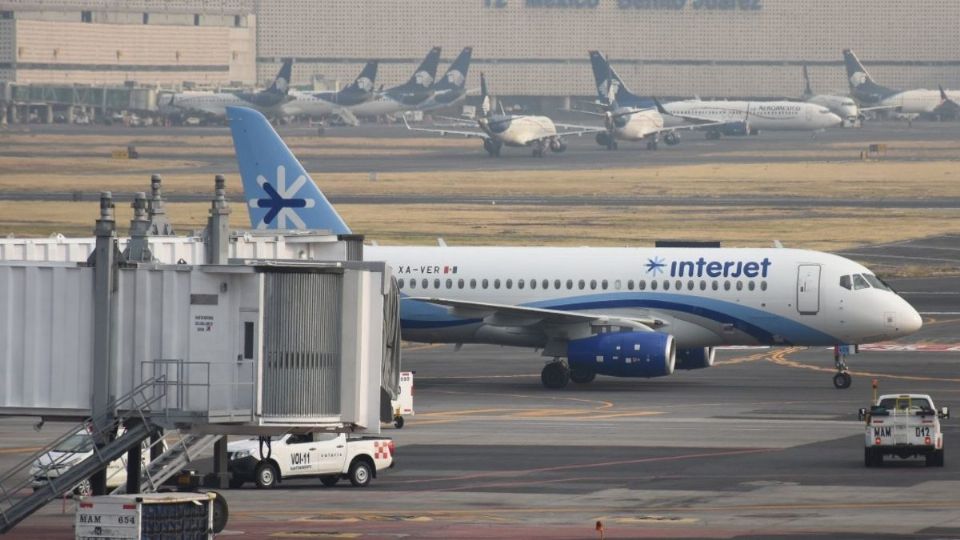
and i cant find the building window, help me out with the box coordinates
[194,13,201,26]
[0,11,13,19]
[81,10,92,23]
[142,12,149,24]
[234,14,242,27]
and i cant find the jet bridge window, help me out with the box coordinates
[863,274,892,291]
[852,274,870,290]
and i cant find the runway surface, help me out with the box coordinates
[1,273,957,539]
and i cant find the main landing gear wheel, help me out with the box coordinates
[569,368,596,384]
[541,361,570,389]
[532,141,546,158]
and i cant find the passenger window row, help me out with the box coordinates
[397,277,769,293]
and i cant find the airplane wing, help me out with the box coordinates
[553,123,605,137]
[408,297,667,330]
[402,115,489,140]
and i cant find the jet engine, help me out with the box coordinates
[549,138,567,153]
[675,347,715,370]
[567,332,676,378]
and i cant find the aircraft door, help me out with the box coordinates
[796,264,821,315]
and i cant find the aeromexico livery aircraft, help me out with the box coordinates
[227,106,922,390]
[160,59,293,119]
[843,49,960,117]
[417,47,473,112]
[349,47,443,117]
[283,61,379,123]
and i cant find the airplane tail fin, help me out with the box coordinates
[436,47,472,90]
[266,58,293,95]
[588,50,648,108]
[404,46,442,89]
[479,72,491,116]
[227,106,351,233]
[343,60,378,94]
[843,49,897,103]
[801,65,814,99]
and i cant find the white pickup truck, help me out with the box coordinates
[859,393,949,467]
[227,432,394,488]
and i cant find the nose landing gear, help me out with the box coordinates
[833,350,852,389]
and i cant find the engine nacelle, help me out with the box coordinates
[568,332,675,378]
[675,347,715,370]
[595,131,611,147]
[549,138,567,153]
[719,121,750,136]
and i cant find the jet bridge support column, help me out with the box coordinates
[211,438,228,489]
[91,192,118,496]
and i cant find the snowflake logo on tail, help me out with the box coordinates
[248,165,316,229]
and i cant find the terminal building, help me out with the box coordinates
[1,0,959,103]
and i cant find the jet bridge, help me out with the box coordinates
[0,178,399,533]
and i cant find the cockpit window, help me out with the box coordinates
[839,275,851,290]
[863,274,892,292]
[852,274,870,290]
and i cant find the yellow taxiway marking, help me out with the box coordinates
[0,446,42,455]
[768,348,960,383]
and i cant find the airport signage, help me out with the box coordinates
[484,0,762,10]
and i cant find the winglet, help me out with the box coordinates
[227,106,351,233]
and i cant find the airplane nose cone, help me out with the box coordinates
[902,306,923,335]
[824,113,843,127]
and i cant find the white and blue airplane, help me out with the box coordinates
[227,106,922,390]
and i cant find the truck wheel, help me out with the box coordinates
[254,462,278,489]
[73,479,93,497]
[320,476,339,487]
[394,416,405,429]
[348,460,372,487]
[210,491,229,533]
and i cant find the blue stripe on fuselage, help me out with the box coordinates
[399,292,838,345]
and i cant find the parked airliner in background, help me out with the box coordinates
[800,65,861,127]
[403,73,596,157]
[227,105,922,390]
[283,61,378,125]
[585,51,726,149]
[349,47,442,118]
[416,47,474,112]
[663,98,842,137]
[844,49,960,118]
[159,59,293,121]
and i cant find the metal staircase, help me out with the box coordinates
[0,377,165,534]
[110,433,222,495]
